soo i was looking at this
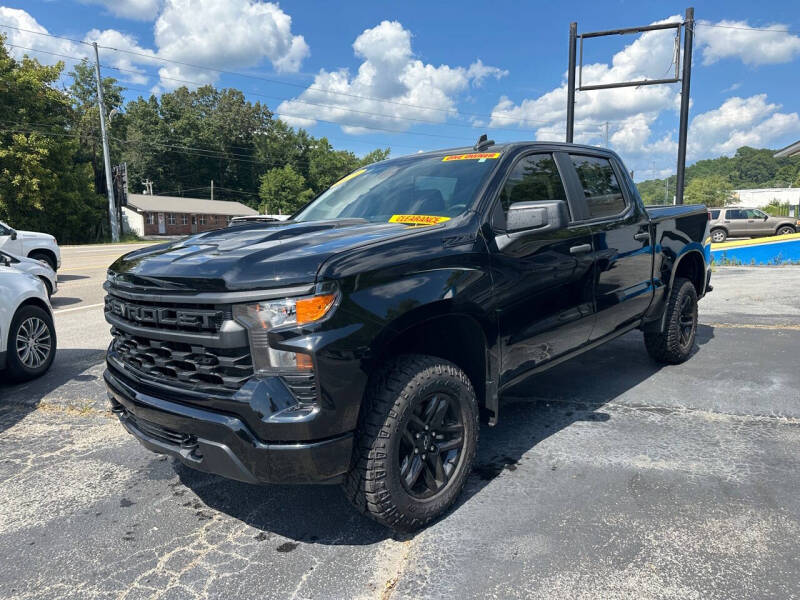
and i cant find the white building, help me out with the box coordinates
[731,188,800,208]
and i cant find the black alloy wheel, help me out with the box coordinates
[398,392,465,499]
[677,294,697,352]
[344,354,479,532]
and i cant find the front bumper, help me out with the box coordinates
[104,368,354,484]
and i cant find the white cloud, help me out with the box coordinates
[697,20,800,66]
[275,20,507,134]
[0,6,88,63]
[153,0,308,89]
[80,0,162,21]
[1,2,308,90]
[489,16,683,142]
[487,15,800,180]
[688,94,800,157]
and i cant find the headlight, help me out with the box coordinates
[233,284,338,375]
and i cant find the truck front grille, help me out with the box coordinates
[111,327,253,391]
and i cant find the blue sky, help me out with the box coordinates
[2,0,800,181]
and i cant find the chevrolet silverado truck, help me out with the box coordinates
[104,141,711,531]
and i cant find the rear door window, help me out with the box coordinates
[727,209,747,219]
[569,155,627,219]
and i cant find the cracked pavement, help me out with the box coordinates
[1,248,799,599]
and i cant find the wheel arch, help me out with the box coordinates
[27,248,57,269]
[370,305,493,422]
[670,248,706,297]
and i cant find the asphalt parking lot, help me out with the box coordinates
[1,245,799,600]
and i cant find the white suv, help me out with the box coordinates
[0,266,57,382]
[0,220,61,271]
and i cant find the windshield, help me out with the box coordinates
[293,152,501,223]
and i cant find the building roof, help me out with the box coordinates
[127,194,258,216]
[774,140,800,158]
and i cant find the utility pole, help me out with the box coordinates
[143,178,154,195]
[603,122,609,147]
[566,22,577,143]
[675,7,694,205]
[210,180,214,200]
[93,42,119,242]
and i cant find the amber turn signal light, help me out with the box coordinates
[296,293,337,324]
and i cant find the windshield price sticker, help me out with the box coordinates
[390,215,451,226]
[442,152,501,162]
[331,168,367,187]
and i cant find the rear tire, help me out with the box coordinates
[29,251,56,271]
[710,228,727,243]
[5,305,57,382]
[644,277,698,365]
[777,226,795,236]
[343,354,479,532]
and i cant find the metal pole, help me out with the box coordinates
[566,22,577,143]
[604,122,609,147]
[675,7,694,205]
[93,42,119,241]
[210,180,214,200]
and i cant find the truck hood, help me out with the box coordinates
[108,219,419,292]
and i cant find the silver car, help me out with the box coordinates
[708,207,799,243]
[0,250,58,297]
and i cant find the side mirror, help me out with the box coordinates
[506,200,569,233]
[10,230,17,240]
[763,215,769,221]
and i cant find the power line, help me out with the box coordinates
[1,22,554,128]
[0,23,90,46]
[101,64,553,133]
[697,22,800,35]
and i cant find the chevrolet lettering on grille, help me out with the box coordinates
[105,297,221,331]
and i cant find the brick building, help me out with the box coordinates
[122,194,258,236]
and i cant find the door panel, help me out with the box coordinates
[487,153,595,388]
[566,154,654,341]
[589,211,654,339]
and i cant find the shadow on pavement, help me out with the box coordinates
[51,296,82,309]
[176,326,715,543]
[0,348,106,434]
[57,274,90,282]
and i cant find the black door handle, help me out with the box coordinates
[633,232,650,241]
[569,243,592,255]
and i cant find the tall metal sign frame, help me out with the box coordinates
[566,8,694,204]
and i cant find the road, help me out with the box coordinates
[1,251,799,599]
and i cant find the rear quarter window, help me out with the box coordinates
[709,210,720,219]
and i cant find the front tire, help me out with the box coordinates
[644,277,698,364]
[5,305,57,382]
[777,226,795,236]
[344,355,479,532]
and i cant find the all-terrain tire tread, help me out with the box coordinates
[342,354,478,532]
[644,277,697,364]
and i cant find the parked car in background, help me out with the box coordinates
[0,250,58,297]
[707,207,798,243]
[0,266,57,382]
[0,220,61,271]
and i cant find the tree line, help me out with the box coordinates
[636,146,800,207]
[0,39,389,243]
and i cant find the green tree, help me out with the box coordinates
[68,59,125,196]
[683,175,733,206]
[0,39,106,243]
[258,164,313,215]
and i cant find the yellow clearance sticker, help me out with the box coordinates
[389,215,451,226]
[331,168,366,187]
[442,152,501,162]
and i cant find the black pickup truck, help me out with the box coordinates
[104,141,711,531]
